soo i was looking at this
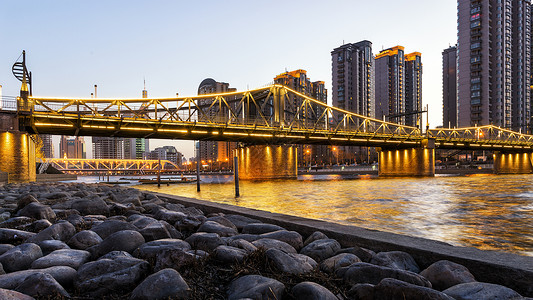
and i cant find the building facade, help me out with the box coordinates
[457,0,531,131]
[443,46,458,128]
[60,136,85,159]
[40,134,54,159]
[93,137,124,159]
[331,41,375,118]
[197,78,237,167]
[146,145,182,167]
[405,52,423,127]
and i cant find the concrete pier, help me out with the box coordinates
[493,151,533,174]
[237,145,297,180]
[0,131,36,182]
[378,141,435,177]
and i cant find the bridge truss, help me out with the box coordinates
[46,158,180,174]
[7,84,533,151]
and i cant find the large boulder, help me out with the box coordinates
[0,228,35,244]
[130,268,190,300]
[91,220,138,239]
[300,239,341,262]
[31,249,90,270]
[27,221,76,244]
[75,255,149,297]
[67,230,103,250]
[242,223,285,234]
[291,281,338,300]
[16,194,39,211]
[70,195,110,216]
[227,275,284,300]
[197,220,238,237]
[259,230,303,250]
[340,262,431,287]
[17,202,56,221]
[265,248,317,275]
[0,266,77,290]
[205,216,238,231]
[252,238,297,254]
[370,251,420,273]
[36,240,70,256]
[14,272,70,299]
[88,230,145,259]
[138,220,182,241]
[224,214,260,230]
[134,239,191,261]
[320,253,361,274]
[420,260,477,291]
[303,231,328,246]
[153,208,187,224]
[443,282,524,300]
[374,278,454,300]
[213,245,248,263]
[185,232,225,252]
[153,248,205,272]
[0,243,43,272]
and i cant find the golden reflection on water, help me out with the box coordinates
[138,174,533,256]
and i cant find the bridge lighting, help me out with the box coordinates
[121,127,153,131]
[191,130,208,134]
[35,122,73,127]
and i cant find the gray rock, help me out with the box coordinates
[300,239,341,262]
[91,219,138,239]
[227,275,284,300]
[27,221,76,243]
[88,230,145,258]
[31,249,90,270]
[265,248,317,275]
[0,243,43,272]
[100,251,133,260]
[138,220,182,241]
[206,215,238,230]
[370,250,420,273]
[153,208,187,224]
[340,262,431,287]
[175,215,203,232]
[291,281,338,300]
[0,217,33,231]
[226,238,258,253]
[420,260,477,291]
[374,278,454,300]
[153,248,203,272]
[0,228,35,244]
[16,194,39,211]
[259,230,303,250]
[75,255,149,297]
[30,219,52,232]
[68,230,103,250]
[320,253,361,274]
[304,231,328,246]
[0,244,14,256]
[213,245,248,263]
[336,246,375,263]
[17,202,56,221]
[0,266,77,289]
[347,283,375,300]
[185,232,225,252]
[443,282,523,300]
[134,239,191,260]
[66,213,85,228]
[71,196,110,216]
[226,233,260,243]
[252,238,297,254]
[37,240,70,256]
[198,220,238,237]
[0,288,34,300]
[129,215,158,229]
[130,268,190,300]
[242,223,284,234]
[15,272,70,299]
[224,214,260,230]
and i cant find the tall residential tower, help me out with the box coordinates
[443,46,458,128]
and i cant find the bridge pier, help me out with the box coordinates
[0,129,36,182]
[378,140,435,177]
[237,145,298,180]
[493,151,533,174]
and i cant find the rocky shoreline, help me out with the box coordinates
[0,182,530,299]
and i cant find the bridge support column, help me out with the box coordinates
[493,152,533,174]
[237,145,297,180]
[378,139,435,177]
[0,131,36,182]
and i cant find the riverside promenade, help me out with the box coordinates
[0,182,531,299]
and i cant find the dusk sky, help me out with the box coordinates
[1,1,457,159]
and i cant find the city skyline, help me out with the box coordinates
[0,1,457,158]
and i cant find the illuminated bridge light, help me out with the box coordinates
[121,127,153,131]
[158,129,188,133]
[35,123,73,127]
[191,130,208,134]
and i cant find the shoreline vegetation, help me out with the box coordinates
[0,182,530,299]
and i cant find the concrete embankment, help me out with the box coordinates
[154,191,533,297]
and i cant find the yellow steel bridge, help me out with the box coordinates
[11,84,533,152]
[44,158,180,174]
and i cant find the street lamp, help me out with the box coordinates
[306,149,311,167]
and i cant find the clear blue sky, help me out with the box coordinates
[1,0,457,159]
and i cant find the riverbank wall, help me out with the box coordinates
[153,191,533,297]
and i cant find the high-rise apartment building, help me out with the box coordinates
[331,41,375,118]
[274,70,328,165]
[39,134,54,159]
[374,46,422,127]
[124,84,149,159]
[60,136,85,159]
[443,46,458,128]
[197,78,237,165]
[146,145,182,167]
[457,0,531,131]
[93,137,124,159]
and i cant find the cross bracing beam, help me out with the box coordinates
[46,158,179,172]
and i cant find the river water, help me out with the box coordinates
[82,174,533,256]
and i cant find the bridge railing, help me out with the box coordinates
[428,125,533,145]
[0,97,17,111]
